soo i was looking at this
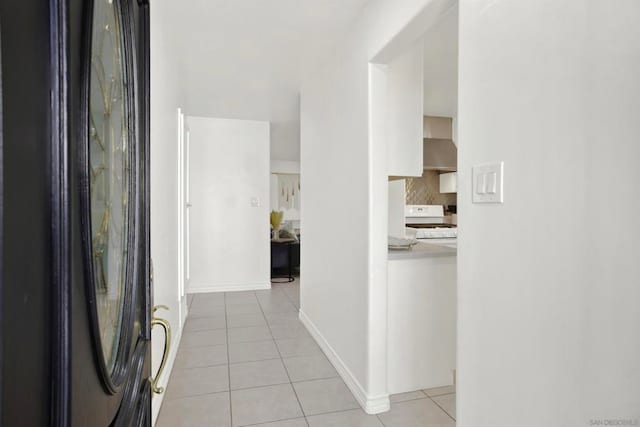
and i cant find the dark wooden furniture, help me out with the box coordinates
[271,239,300,283]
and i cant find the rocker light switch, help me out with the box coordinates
[476,173,486,194]
[473,162,504,204]
[486,172,497,194]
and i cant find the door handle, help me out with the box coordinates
[150,305,171,394]
[186,203,192,208]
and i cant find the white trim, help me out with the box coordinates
[151,326,183,425]
[187,282,272,294]
[177,108,184,299]
[180,303,189,329]
[185,129,191,283]
[176,108,186,326]
[298,310,391,415]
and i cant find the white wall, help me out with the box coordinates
[385,39,424,177]
[457,1,640,426]
[271,159,300,175]
[422,4,457,118]
[187,117,270,293]
[300,0,455,413]
[150,4,187,422]
[156,0,370,167]
[388,180,406,238]
[271,121,300,162]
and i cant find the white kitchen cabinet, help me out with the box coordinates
[439,172,457,193]
[387,253,457,393]
[386,39,424,177]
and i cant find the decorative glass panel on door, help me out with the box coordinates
[88,0,130,375]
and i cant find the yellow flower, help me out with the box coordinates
[270,210,284,229]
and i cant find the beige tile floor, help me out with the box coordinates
[157,278,456,427]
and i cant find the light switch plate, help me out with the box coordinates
[250,197,261,207]
[473,162,504,203]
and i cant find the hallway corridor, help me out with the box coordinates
[157,279,456,426]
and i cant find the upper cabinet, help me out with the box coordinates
[386,40,424,177]
[439,172,457,193]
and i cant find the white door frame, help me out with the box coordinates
[176,108,189,324]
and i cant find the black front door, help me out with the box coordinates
[1,0,154,425]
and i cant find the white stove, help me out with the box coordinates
[404,205,446,224]
[413,227,457,239]
[405,205,457,248]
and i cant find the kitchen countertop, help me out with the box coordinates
[388,241,457,260]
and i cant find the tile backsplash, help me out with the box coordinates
[405,170,457,207]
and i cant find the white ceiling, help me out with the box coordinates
[161,0,372,161]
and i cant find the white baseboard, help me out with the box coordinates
[187,282,271,293]
[298,310,390,415]
[180,300,188,328]
[151,327,183,425]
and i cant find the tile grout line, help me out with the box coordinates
[240,415,307,427]
[161,389,235,404]
[279,279,298,306]
[387,396,430,405]
[163,286,407,427]
[228,356,282,367]
[376,389,452,426]
[224,292,234,427]
[174,361,232,371]
[428,395,456,422]
[161,295,198,406]
[300,405,386,423]
[184,326,227,333]
[256,285,311,427]
[425,391,455,398]
[163,380,376,417]
[212,373,347,394]
[231,380,292,393]
[161,295,223,412]
[174,285,317,426]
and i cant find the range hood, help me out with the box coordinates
[423,116,457,171]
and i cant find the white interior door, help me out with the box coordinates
[187,117,270,292]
